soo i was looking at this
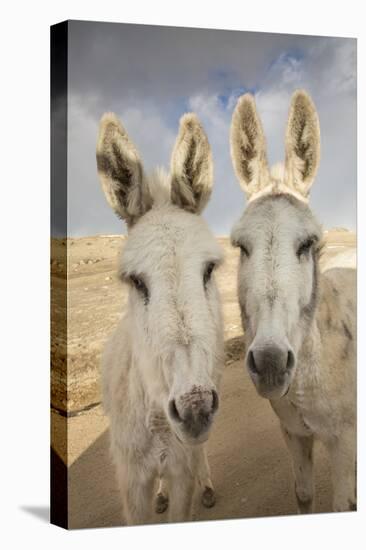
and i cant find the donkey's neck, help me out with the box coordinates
[292,269,338,396]
[296,319,321,383]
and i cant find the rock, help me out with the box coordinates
[225,335,245,364]
[331,227,349,232]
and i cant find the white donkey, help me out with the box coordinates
[230,90,356,513]
[96,112,224,525]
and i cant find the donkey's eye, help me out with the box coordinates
[296,238,314,259]
[203,262,216,288]
[130,274,149,303]
[240,244,250,258]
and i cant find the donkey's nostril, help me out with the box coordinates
[286,350,295,371]
[247,350,258,374]
[248,345,294,375]
[168,399,182,423]
[211,390,219,413]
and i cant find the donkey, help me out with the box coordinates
[96,112,224,525]
[230,90,356,513]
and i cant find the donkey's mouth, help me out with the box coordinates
[257,385,290,400]
[173,427,210,446]
[249,371,292,401]
[168,389,218,445]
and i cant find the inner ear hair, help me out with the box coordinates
[96,113,152,226]
[285,90,320,197]
[170,113,213,214]
[230,93,270,198]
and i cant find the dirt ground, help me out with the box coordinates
[51,229,356,529]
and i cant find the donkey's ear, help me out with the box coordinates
[284,90,320,197]
[230,94,270,198]
[170,113,213,214]
[96,113,152,226]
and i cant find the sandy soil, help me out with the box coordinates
[50,229,356,528]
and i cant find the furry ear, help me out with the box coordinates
[170,113,213,214]
[284,90,320,197]
[230,94,270,198]
[96,113,152,226]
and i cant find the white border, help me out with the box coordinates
[1,1,364,549]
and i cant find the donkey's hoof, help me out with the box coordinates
[201,486,216,508]
[155,492,169,514]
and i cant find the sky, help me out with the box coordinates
[64,21,357,236]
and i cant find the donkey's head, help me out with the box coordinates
[230,90,322,400]
[97,113,223,444]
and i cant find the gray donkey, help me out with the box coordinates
[230,89,356,513]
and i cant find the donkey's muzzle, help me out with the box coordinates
[247,344,295,399]
[168,388,219,442]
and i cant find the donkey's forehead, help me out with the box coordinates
[231,194,321,244]
[121,206,222,273]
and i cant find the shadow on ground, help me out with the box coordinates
[21,506,50,523]
[66,349,333,529]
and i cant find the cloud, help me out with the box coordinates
[65,22,356,236]
[254,39,357,228]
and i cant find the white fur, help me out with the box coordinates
[248,167,309,204]
[230,90,356,513]
[97,112,224,525]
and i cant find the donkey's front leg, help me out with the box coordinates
[155,476,169,514]
[194,445,216,508]
[167,464,196,523]
[325,427,356,512]
[280,425,314,514]
[116,461,155,526]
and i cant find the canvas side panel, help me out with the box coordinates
[50,20,68,530]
